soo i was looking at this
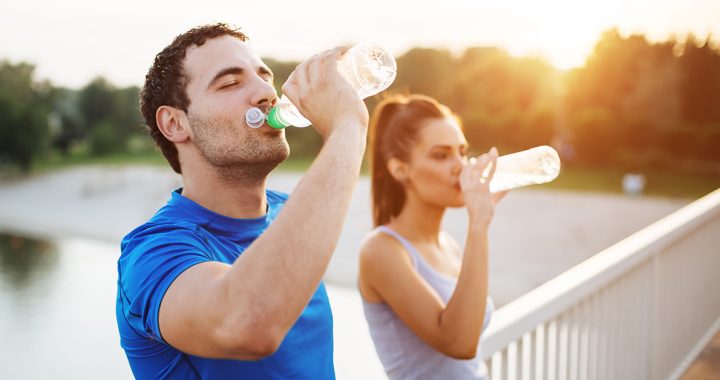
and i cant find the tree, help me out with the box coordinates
[0,60,52,171]
[49,87,85,155]
[79,77,116,128]
[449,48,559,152]
[78,77,142,155]
[565,30,694,168]
[112,86,143,139]
[679,35,720,124]
[393,48,455,103]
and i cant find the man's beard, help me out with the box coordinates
[188,112,290,182]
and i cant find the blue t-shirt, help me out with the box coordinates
[116,189,335,379]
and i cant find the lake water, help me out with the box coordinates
[0,235,133,379]
[0,233,385,380]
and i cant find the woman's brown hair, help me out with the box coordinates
[369,94,460,226]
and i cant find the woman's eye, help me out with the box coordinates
[432,153,447,160]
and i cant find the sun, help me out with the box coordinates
[503,0,622,70]
[536,18,603,70]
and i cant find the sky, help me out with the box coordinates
[1,0,719,89]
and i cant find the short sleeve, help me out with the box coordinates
[118,223,211,343]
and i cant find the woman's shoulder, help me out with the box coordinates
[359,228,413,268]
[359,228,417,302]
[360,227,410,250]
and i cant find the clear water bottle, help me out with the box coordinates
[489,145,561,192]
[265,43,397,129]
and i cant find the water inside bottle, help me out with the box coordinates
[339,44,397,99]
[488,145,561,192]
[354,64,397,98]
[490,172,555,193]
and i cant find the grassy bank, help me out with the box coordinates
[546,166,719,199]
[32,150,168,172]
[24,151,720,200]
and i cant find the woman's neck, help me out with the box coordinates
[388,196,445,246]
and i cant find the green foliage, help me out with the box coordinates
[568,107,620,166]
[0,60,52,171]
[542,166,720,199]
[388,46,561,155]
[76,77,142,156]
[679,36,720,123]
[49,87,85,155]
[393,48,456,102]
[88,120,125,156]
[264,57,299,98]
[79,77,117,128]
[564,29,720,170]
[262,35,720,173]
[2,30,720,179]
[112,86,144,137]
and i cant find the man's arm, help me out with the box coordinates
[158,47,369,359]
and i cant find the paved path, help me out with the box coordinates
[682,330,720,380]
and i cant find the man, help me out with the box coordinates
[116,23,369,379]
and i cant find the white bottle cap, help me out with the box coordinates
[245,107,266,128]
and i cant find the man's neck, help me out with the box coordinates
[181,166,269,219]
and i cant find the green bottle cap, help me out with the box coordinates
[267,107,288,129]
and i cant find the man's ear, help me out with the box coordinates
[156,106,190,143]
[387,157,409,183]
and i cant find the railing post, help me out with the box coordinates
[535,324,545,380]
[650,250,660,379]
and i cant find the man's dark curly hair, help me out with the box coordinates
[140,23,248,174]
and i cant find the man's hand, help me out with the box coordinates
[282,46,369,140]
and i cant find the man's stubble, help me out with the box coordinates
[188,112,290,182]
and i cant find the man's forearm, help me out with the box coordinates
[221,123,366,334]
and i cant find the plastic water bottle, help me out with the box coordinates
[264,43,397,129]
[489,145,561,192]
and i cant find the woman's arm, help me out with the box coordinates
[360,148,505,359]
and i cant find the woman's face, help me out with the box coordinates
[402,117,469,208]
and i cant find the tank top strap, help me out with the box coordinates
[375,226,420,269]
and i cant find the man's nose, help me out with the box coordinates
[251,76,278,109]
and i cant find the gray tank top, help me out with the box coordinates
[362,226,493,380]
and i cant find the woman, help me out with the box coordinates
[358,94,506,379]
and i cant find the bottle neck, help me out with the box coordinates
[266,106,289,129]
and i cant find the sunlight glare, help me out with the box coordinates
[502,0,621,70]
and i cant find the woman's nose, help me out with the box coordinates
[452,155,466,175]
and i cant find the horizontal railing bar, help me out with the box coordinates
[482,189,720,358]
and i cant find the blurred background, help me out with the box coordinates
[1,0,719,379]
[0,0,719,194]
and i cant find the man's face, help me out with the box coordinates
[182,35,288,176]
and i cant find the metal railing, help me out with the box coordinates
[480,188,720,380]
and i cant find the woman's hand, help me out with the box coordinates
[460,147,508,227]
